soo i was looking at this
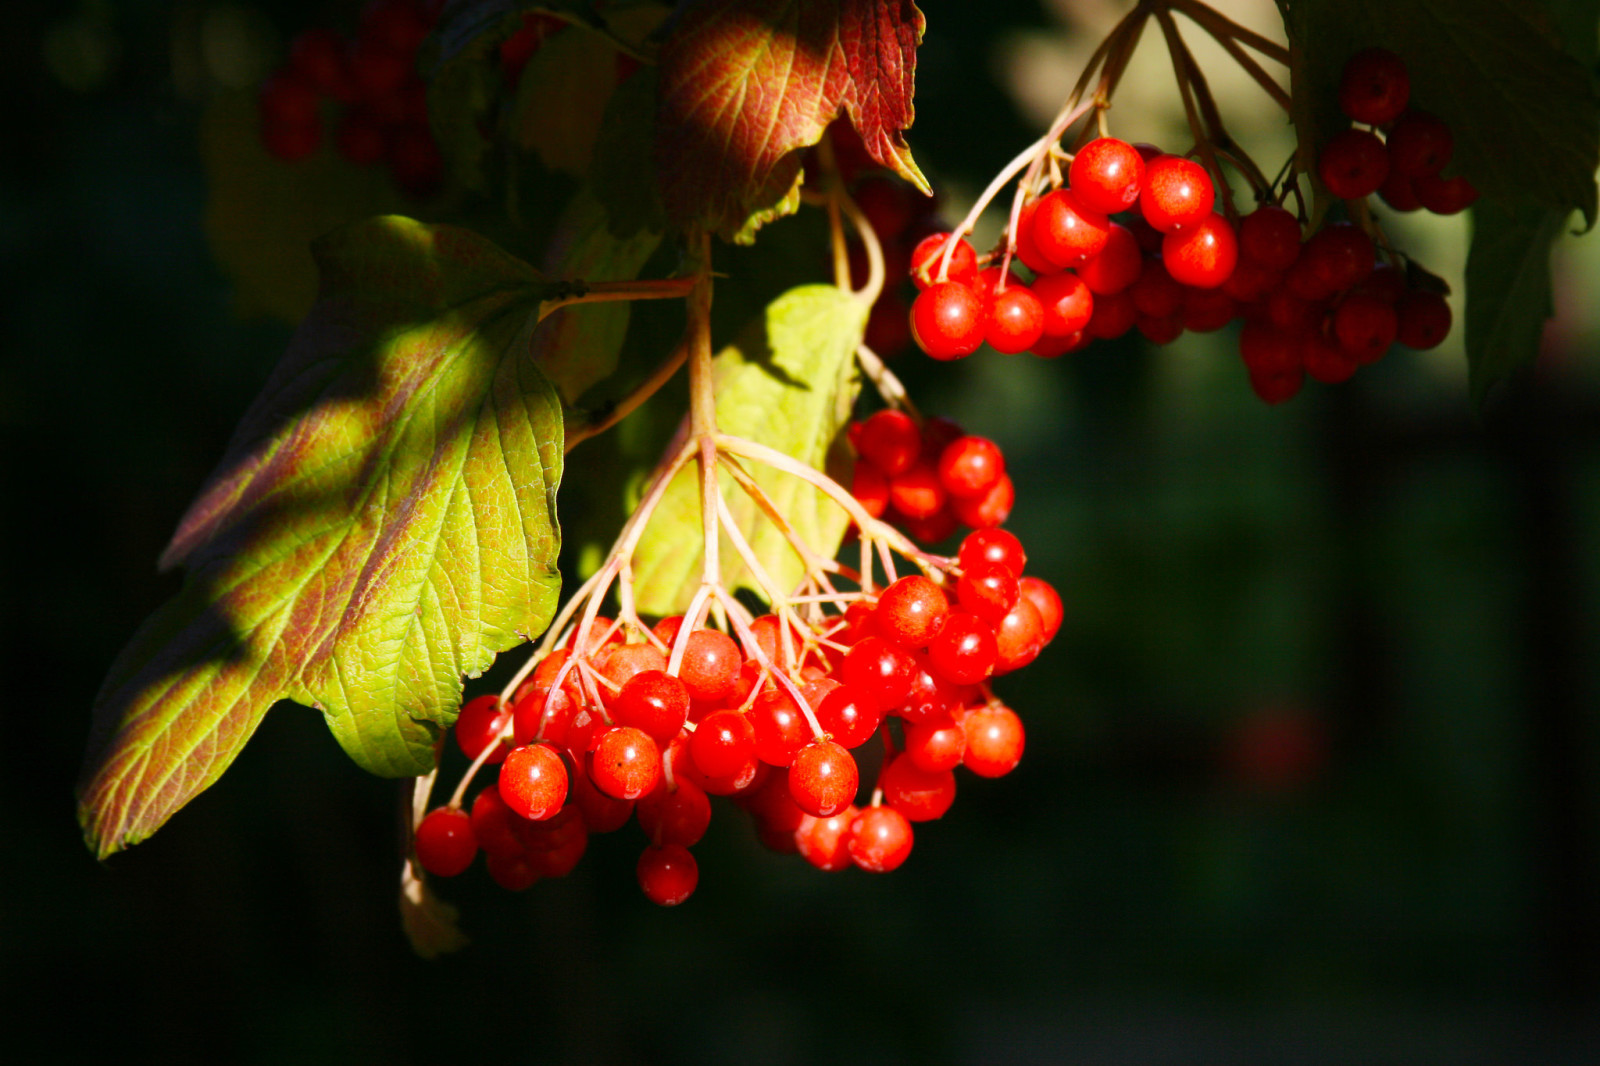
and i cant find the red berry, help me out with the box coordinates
[415,806,478,877]
[1333,293,1399,362]
[1222,259,1280,303]
[1318,128,1390,200]
[1161,213,1239,289]
[499,743,569,821]
[470,786,524,855]
[1395,291,1452,349]
[1031,272,1095,337]
[455,694,512,764]
[636,843,698,905]
[1086,289,1138,339]
[1140,156,1214,232]
[570,764,634,830]
[796,807,858,871]
[1239,320,1305,377]
[1183,288,1237,333]
[992,595,1046,674]
[956,562,1021,625]
[1352,262,1406,304]
[847,806,914,872]
[1137,314,1184,345]
[676,628,741,702]
[875,576,950,649]
[689,708,757,779]
[865,294,913,357]
[1069,137,1146,215]
[589,726,662,801]
[962,704,1025,777]
[840,635,915,709]
[261,121,321,162]
[788,740,859,817]
[749,689,811,767]
[904,715,968,775]
[486,850,542,891]
[856,409,921,476]
[1301,222,1375,293]
[1302,330,1360,383]
[1338,48,1411,126]
[1378,169,1422,212]
[1077,223,1143,295]
[1012,199,1059,276]
[911,281,986,360]
[636,777,712,848]
[289,28,356,102]
[1239,206,1302,271]
[937,436,1004,499]
[851,460,889,517]
[959,528,1026,576]
[613,670,690,743]
[1386,111,1453,177]
[926,611,998,685]
[855,175,921,241]
[813,683,883,749]
[910,232,979,289]
[951,472,1014,529]
[1031,189,1111,268]
[1413,172,1479,215]
[887,461,945,520]
[1249,367,1305,404]
[1130,257,1185,318]
[881,752,958,819]
[985,285,1046,354]
[1018,576,1062,644]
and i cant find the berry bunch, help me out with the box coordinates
[847,410,1013,544]
[256,0,450,197]
[1320,48,1479,216]
[412,527,1061,903]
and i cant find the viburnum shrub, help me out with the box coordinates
[75,0,1599,955]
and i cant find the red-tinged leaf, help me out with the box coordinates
[655,0,928,242]
[79,217,566,859]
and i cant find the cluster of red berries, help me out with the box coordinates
[257,0,446,196]
[848,410,1012,544]
[1320,48,1478,215]
[413,527,1062,904]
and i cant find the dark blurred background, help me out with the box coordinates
[4,2,1600,1063]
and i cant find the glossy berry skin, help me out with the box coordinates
[887,462,945,520]
[1333,293,1399,363]
[993,595,1046,674]
[637,844,698,905]
[814,684,884,750]
[952,472,1014,529]
[613,670,690,743]
[937,436,1004,499]
[1302,222,1375,293]
[847,806,914,872]
[788,740,860,817]
[962,704,1026,777]
[840,635,915,709]
[1318,128,1390,200]
[1338,48,1410,125]
[689,708,757,778]
[677,628,741,702]
[1031,272,1095,337]
[590,726,662,801]
[911,281,986,360]
[499,743,570,821]
[909,232,978,289]
[875,576,950,649]
[1140,156,1215,232]
[856,409,921,475]
[927,611,998,685]
[1386,111,1454,176]
[1162,214,1239,289]
[1239,206,1302,271]
[1069,137,1146,215]
[415,807,478,877]
[796,808,858,871]
[749,690,811,768]
[455,694,512,764]
[1031,189,1111,268]
[636,777,712,847]
[985,285,1046,354]
[1077,223,1143,295]
[851,461,889,517]
[956,562,1020,626]
[1012,200,1059,276]
[1395,291,1452,349]
[904,716,968,774]
[958,528,1026,576]
[881,753,958,819]
[1018,576,1063,644]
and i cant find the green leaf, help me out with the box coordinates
[79,217,566,858]
[200,90,419,322]
[631,284,868,616]
[506,20,625,177]
[591,65,669,237]
[1465,197,1568,404]
[654,0,928,243]
[1282,0,1599,224]
[532,187,664,406]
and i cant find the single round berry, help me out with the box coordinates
[796,808,858,871]
[1239,205,1302,271]
[470,786,525,856]
[486,849,542,891]
[962,704,1026,777]
[887,461,945,520]
[904,715,968,775]
[840,635,915,709]
[1302,331,1360,383]
[909,232,978,289]
[951,472,1014,529]
[927,611,999,685]
[636,777,712,847]
[788,740,859,817]
[852,461,889,518]
[1239,320,1305,377]
[1069,137,1146,215]
[1031,189,1111,268]
[676,628,741,702]
[1386,111,1454,177]
[813,684,884,750]
[1161,213,1239,289]
[856,409,921,475]
[958,528,1027,576]
[1413,172,1479,215]
[1333,293,1399,363]
[875,576,950,649]
[455,694,512,764]
[911,281,986,360]
[636,844,698,905]
[1395,291,1452,349]
[590,726,662,801]
[613,670,690,743]
[1338,47,1411,126]
[956,562,1021,626]
[1031,272,1095,337]
[1018,576,1063,644]
[1301,222,1375,293]
[985,285,1046,354]
[1249,367,1305,404]
[1140,156,1215,232]
[993,596,1046,674]
[1012,199,1059,276]
[415,807,478,877]
[571,766,635,831]
[749,690,811,768]
[1130,257,1185,319]
[881,752,958,819]
[847,806,914,872]
[1318,128,1390,200]
[499,743,570,821]
[1183,288,1237,333]
[1077,223,1143,295]
[937,436,1005,499]
[689,708,757,779]
[1379,169,1422,212]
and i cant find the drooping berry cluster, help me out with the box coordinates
[412,526,1061,904]
[257,0,447,196]
[1320,48,1479,216]
[847,410,1013,545]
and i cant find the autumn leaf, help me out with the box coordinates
[655,0,927,243]
[79,217,566,859]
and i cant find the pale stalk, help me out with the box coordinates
[565,338,689,453]
[837,192,884,305]
[1155,9,1231,219]
[855,343,921,420]
[716,452,847,583]
[714,586,825,738]
[1169,0,1290,65]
